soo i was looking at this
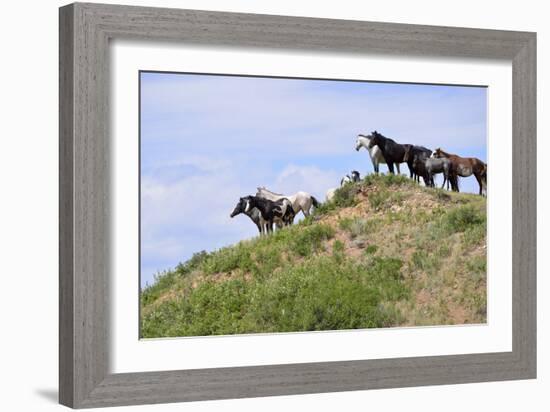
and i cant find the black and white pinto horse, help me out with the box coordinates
[256,187,319,218]
[340,170,361,186]
[242,195,295,234]
[326,171,361,202]
[230,198,268,234]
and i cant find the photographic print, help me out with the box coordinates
[139,72,487,339]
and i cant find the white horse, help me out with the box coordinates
[325,188,337,202]
[355,134,400,174]
[256,187,319,217]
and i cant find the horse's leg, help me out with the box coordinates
[474,173,483,196]
[373,157,379,174]
[396,163,401,175]
[408,160,413,179]
[387,162,395,174]
[453,175,460,192]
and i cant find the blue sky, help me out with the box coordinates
[140,72,487,287]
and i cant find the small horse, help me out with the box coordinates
[410,155,431,186]
[256,187,319,217]
[241,195,295,233]
[356,133,401,174]
[432,148,486,195]
[366,131,410,175]
[403,145,433,180]
[341,170,361,186]
[230,198,269,235]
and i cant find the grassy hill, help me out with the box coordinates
[140,174,487,338]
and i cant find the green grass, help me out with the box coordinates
[141,255,410,337]
[339,217,381,239]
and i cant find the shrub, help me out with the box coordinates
[332,183,359,208]
[441,205,485,233]
[201,243,255,274]
[365,244,378,255]
[290,224,335,257]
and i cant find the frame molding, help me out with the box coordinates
[59,2,536,408]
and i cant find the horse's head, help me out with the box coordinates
[432,148,443,158]
[367,130,382,149]
[230,197,246,218]
[351,170,360,181]
[355,134,368,151]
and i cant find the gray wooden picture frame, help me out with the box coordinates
[59,2,536,409]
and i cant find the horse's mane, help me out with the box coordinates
[257,186,284,196]
[372,130,394,143]
[436,148,454,157]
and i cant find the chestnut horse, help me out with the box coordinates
[432,148,487,195]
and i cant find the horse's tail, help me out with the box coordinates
[311,196,320,208]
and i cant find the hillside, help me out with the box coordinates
[140,174,487,338]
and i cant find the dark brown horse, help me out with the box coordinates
[432,148,487,195]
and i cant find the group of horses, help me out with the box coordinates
[230,130,487,236]
[355,131,487,195]
[230,187,319,235]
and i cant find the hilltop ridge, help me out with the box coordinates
[141,174,487,338]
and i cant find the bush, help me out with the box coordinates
[332,183,360,208]
[441,205,485,233]
[290,224,335,257]
[201,243,255,274]
[365,244,378,255]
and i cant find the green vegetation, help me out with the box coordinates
[141,255,409,337]
[141,174,487,337]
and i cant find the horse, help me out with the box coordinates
[425,157,455,190]
[432,148,487,195]
[230,197,269,235]
[240,195,295,233]
[256,187,319,217]
[356,134,401,174]
[341,170,361,186]
[325,188,337,202]
[410,155,431,186]
[403,145,433,180]
[366,131,410,175]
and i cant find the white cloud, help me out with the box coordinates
[274,165,341,200]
